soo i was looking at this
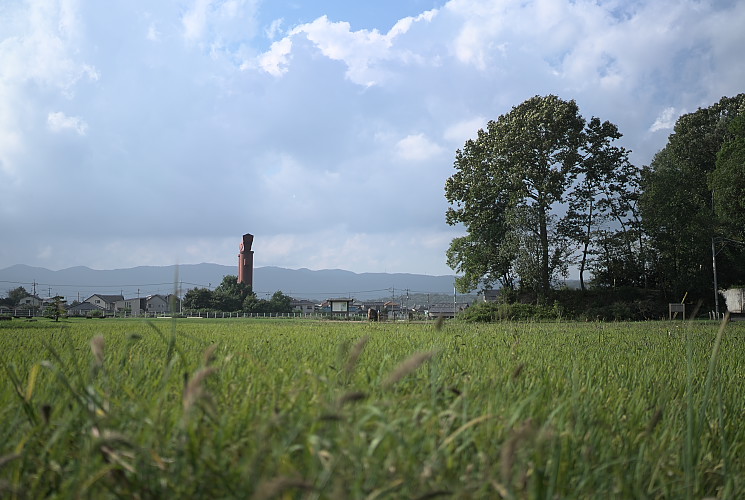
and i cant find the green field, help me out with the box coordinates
[1,317,744,498]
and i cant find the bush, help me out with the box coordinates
[460,301,563,322]
[460,287,668,322]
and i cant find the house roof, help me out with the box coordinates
[68,302,104,312]
[86,294,124,304]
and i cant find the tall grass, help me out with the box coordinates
[1,317,743,498]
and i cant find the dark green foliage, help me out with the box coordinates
[552,288,668,321]
[460,301,564,322]
[640,93,745,300]
[182,287,213,310]
[211,275,253,311]
[182,276,294,314]
[709,114,745,241]
[462,288,668,322]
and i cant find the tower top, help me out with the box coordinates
[241,233,254,251]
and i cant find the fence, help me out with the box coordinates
[0,308,36,318]
[1,308,431,321]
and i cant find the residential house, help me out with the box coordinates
[67,302,104,316]
[428,303,469,319]
[115,294,178,316]
[291,299,316,315]
[115,297,146,316]
[18,295,42,308]
[84,294,123,313]
[145,294,171,314]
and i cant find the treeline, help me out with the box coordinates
[182,275,293,313]
[446,93,745,310]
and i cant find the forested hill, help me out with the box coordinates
[0,264,462,301]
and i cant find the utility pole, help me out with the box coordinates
[712,237,720,317]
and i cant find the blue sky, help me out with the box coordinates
[1,0,744,276]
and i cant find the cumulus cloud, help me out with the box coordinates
[47,111,88,135]
[254,36,292,75]
[395,133,445,162]
[254,10,438,86]
[265,18,283,40]
[443,117,487,145]
[649,107,679,132]
[3,0,745,276]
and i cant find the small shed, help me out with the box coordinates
[328,298,354,317]
[481,289,501,302]
[722,288,744,314]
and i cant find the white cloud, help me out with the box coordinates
[182,0,212,41]
[254,10,438,86]
[395,133,445,162]
[443,117,486,145]
[265,18,283,40]
[649,107,679,132]
[47,111,88,135]
[254,36,292,75]
[147,22,161,41]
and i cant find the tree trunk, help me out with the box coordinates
[538,205,551,303]
[579,198,593,291]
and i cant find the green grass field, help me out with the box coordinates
[1,317,743,499]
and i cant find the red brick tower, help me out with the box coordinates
[238,233,254,287]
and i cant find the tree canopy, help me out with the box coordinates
[640,93,745,298]
[181,275,294,314]
[445,95,635,301]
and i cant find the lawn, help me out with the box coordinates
[1,317,743,498]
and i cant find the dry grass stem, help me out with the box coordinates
[202,344,218,366]
[252,476,314,500]
[383,350,437,388]
[90,335,105,367]
[500,418,534,486]
[344,336,369,376]
[338,390,367,406]
[183,366,217,412]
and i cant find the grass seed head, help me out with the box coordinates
[252,476,314,500]
[202,344,218,366]
[344,336,369,376]
[183,366,217,412]
[338,390,367,405]
[383,350,437,388]
[90,335,105,367]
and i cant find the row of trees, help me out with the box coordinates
[446,94,745,306]
[182,275,294,313]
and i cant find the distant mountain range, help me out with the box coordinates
[0,264,463,302]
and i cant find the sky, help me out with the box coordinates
[1,0,744,276]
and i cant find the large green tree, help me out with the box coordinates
[640,94,745,300]
[561,118,643,289]
[183,287,213,310]
[212,275,254,312]
[446,95,631,300]
[710,114,745,241]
